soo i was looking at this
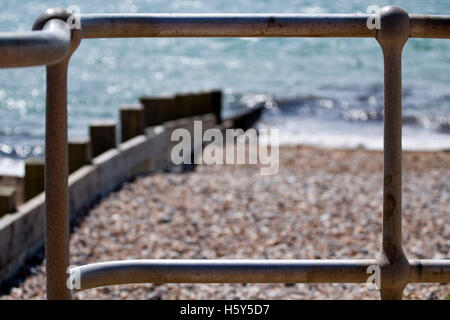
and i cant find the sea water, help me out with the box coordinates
[0,0,449,176]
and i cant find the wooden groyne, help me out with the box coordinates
[0,90,264,285]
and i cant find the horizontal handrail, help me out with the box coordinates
[80,14,450,39]
[410,14,450,38]
[72,259,376,291]
[0,19,71,68]
[408,259,450,283]
[71,259,450,291]
[80,14,377,38]
[0,13,448,67]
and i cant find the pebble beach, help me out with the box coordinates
[1,146,449,300]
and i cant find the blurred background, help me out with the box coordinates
[0,0,449,175]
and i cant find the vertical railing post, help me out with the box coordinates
[375,6,411,300]
[33,8,81,300]
[45,61,72,300]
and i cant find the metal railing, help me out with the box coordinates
[0,6,449,300]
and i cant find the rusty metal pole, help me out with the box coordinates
[376,6,411,300]
[45,60,72,300]
[33,9,81,300]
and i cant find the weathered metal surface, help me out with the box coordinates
[0,12,448,68]
[375,6,411,300]
[0,19,71,68]
[409,260,450,283]
[45,55,72,301]
[39,10,81,300]
[410,14,450,38]
[80,14,377,39]
[80,13,450,39]
[71,259,450,292]
[71,259,376,291]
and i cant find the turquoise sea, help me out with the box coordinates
[0,0,449,175]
